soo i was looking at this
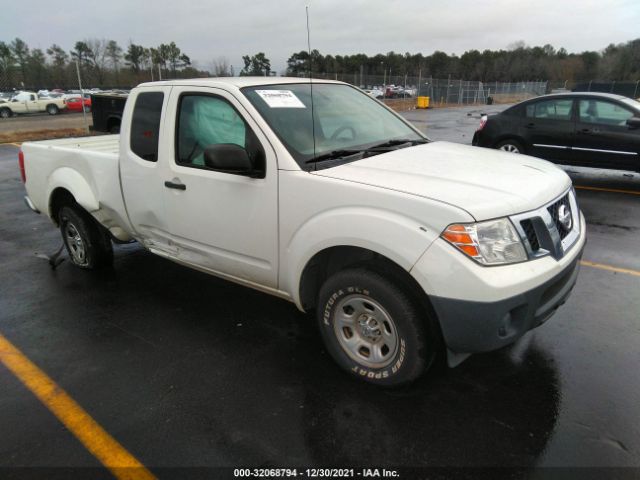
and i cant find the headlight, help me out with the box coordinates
[441,218,527,265]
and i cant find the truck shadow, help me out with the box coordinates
[40,244,560,473]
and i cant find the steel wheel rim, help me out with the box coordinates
[500,143,520,153]
[332,294,399,369]
[64,222,87,265]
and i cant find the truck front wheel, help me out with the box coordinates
[317,268,436,387]
[59,205,113,269]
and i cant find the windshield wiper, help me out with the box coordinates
[305,150,363,164]
[365,138,428,150]
[305,139,428,164]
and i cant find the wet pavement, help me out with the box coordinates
[0,137,639,478]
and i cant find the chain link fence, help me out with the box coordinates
[305,72,548,108]
[571,81,640,99]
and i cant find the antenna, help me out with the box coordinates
[306,5,317,168]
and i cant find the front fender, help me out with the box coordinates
[47,167,99,216]
[281,206,440,308]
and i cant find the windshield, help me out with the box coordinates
[242,83,424,168]
[621,97,640,112]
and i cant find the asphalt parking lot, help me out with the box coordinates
[0,112,91,134]
[1,114,639,480]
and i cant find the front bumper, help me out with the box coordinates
[429,245,583,354]
[410,210,586,356]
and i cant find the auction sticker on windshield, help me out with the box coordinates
[255,90,306,108]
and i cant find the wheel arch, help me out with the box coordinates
[299,245,438,320]
[49,187,76,224]
[298,245,445,355]
[492,135,527,150]
[47,167,99,225]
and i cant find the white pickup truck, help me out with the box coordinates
[1,91,67,117]
[20,78,586,386]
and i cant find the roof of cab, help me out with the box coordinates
[136,76,344,89]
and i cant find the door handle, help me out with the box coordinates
[524,122,535,129]
[164,180,186,190]
[578,128,593,135]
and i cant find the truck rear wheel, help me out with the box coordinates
[317,268,435,387]
[59,205,113,269]
[46,104,59,115]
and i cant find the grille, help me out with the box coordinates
[520,219,540,251]
[547,194,573,240]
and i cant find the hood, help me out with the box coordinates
[311,141,572,220]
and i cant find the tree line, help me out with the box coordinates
[1,37,638,90]
[0,38,204,89]
[286,39,640,83]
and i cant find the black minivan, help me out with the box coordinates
[472,92,640,171]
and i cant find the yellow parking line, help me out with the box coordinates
[580,260,640,277]
[575,185,640,196]
[0,333,156,480]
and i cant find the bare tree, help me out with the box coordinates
[85,39,109,86]
[210,56,231,76]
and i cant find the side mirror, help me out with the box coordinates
[626,117,640,129]
[203,143,254,175]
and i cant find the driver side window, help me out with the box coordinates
[177,95,248,168]
[578,100,634,126]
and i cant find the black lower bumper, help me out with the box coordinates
[430,247,583,355]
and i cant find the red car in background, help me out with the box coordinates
[65,95,91,113]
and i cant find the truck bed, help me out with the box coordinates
[22,134,134,240]
[32,134,120,155]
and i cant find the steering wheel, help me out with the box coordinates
[330,125,356,141]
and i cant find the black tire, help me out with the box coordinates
[46,104,59,115]
[495,138,525,154]
[0,108,11,119]
[59,205,113,269]
[317,268,436,387]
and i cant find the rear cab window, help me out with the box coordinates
[130,91,164,162]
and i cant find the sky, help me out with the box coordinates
[2,0,639,73]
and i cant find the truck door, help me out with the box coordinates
[26,94,39,112]
[161,87,279,288]
[120,87,176,255]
